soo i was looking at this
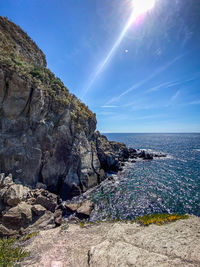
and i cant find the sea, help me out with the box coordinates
[90,133,200,221]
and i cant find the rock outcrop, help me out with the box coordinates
[20,216,200,266]
[0,16,128,200]
[95,132,129,172]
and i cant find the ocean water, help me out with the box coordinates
[90,133,200,221]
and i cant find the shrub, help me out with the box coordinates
[0,238,30,267]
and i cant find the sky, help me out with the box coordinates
[1,0,200,133]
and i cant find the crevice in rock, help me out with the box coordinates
[90,143,101,184]
[19,86,34,117]
[87,250,91,266]
[2,74,9,105]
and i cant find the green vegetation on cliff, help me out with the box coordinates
[0,16,95,121]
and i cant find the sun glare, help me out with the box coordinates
[132,0,156,17]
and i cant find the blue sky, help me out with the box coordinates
[1,0,200,132]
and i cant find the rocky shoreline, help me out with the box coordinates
[0,146,167,237]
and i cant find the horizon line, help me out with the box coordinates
[101,132,200,134]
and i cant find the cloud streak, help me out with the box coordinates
[171,90,181,101]
[101,105,119,108]
[107,53,186,104]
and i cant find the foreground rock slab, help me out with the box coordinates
[21,215,200,267]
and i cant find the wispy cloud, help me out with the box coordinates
[145,71,200,94]
[189,100,200,105]
[107,53,186,104]
[101,105,119,108]
[171,90,181,101]
[145,81,179,93]
[131,114,164,120]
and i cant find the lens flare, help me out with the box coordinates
[82,0,157,97]
[132,0,156,16]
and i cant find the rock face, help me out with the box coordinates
[0,16,128,200]
[95,132,129,172]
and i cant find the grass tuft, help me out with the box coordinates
[135,213,189,226]
[79,219,85,228]
[20,232,39,242]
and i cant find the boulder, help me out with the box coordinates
[65,203,80,212]
[32,204,46,216]
[36,182,47,190]
[0,224,18,237]
[76,200,94,218]
[35,190,58,212]
[54,209,63,226]
[3,184,29,206]
[0,174,13,188]
[2,202,32,229]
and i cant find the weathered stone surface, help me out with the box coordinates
[3,184,29,206]
[95,132,128,172]
[76,200,94,218]
[32,204,46,216]
[36,182,47,190]
[54,209,63,226]
[2,202,32,229]
[35,190,58,212]
[0,224,18,237]
[21,216,200,267]
[65,203,80,212]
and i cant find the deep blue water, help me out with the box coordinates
[91,133,200,220]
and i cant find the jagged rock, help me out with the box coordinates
[3,184,29,206]
[95,132,128,172]
[64,200,94,219]
[0,199,5,213]
[76,200,94,218]
[2,202,32,229]
[54,209,63,226]
[65,203,80,212]
[32,204,46,216]
[0,174,13,188]
[35,190,58,212]
[36,182,47,190]
[0,224,18,237]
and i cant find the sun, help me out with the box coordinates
[132,0,156,17]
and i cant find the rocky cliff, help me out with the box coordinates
[0,16,127,200]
